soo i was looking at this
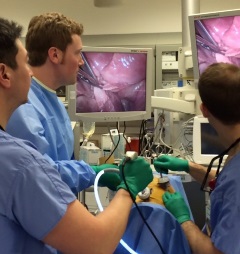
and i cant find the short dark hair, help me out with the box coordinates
[26,12,84,66]
[198,62,240,125]
[0,17,22,69]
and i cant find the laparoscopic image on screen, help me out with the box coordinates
[195,15,240,75]
[76,51,147,113]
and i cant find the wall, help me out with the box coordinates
[1,0,240,38]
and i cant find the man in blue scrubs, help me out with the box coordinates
[6,12,120,194]
[154,63,240,254]
[0,16,153,253]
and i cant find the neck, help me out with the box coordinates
[0,86,21,130]
[31,65,60,91]
[223,133,240,153]
[0,105,10,130]
[224,137,240,165]
[228,139,240,156]
[0,120,7,130]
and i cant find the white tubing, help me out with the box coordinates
[94,168,138,254]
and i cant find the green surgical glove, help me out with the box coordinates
[153,155,189,174]
[163,192,191,224]
[117,157,153,199]
[91,164,121,191]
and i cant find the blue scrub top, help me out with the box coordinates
[6,77,95,194]
[0,130,76,253]
[210,152,240,254]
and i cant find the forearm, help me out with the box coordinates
[188,161,215,184]
[96,189,133,251]
[44,190,133,254]
[45,156,152,254]
[181,221,223,254]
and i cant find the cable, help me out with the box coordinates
[82,121,95,146]
[94,161,167,254]
[123,121,132,151]
[94,169,138,254]
[104,123,121,163]
[139,120,146,155]
[121,159,166,254]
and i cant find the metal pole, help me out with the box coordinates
[181,0,200,47]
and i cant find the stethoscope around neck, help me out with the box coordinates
[201,137,240,193]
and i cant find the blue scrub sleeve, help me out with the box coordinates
[7,104,96,194]
[5,147,77,240]
[47,156,96,194]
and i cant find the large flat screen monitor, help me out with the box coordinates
[192,115,226,165]
[189,9,240,84]
[67,46,154,122]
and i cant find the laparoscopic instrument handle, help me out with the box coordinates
[124,151,152,200]
[124,151,138,163]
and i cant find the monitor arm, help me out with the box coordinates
[151,87,199,114]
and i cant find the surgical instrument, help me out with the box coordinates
[78,52,103,89]
[195,20,223,54]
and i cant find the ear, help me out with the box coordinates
[0,63,11,88]
[200,102,209,117]
[48,47,63,64]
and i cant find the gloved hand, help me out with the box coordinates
[117,157,153,199]
[163,191,191,224]
[91,164,121,191]
[153,155,189,174]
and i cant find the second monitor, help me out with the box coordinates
[192,115,226,165]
